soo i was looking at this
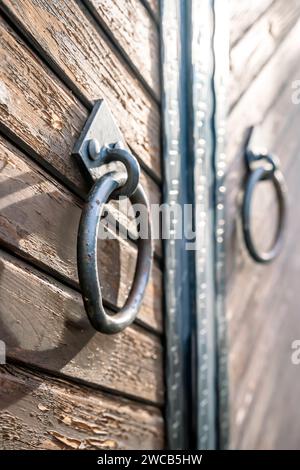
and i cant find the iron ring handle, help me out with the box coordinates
[242,165,287,263]
[88,140,140,198]
[77,171,153,334]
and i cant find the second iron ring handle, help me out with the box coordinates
[242,151,287,263]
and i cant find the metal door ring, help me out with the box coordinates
[77,171,152,334]
[242,164,286,263]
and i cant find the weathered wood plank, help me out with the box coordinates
[228,11,300,449]
[229,158,300,448]
[228,118,300,450]
[230,0,300,109]
[226,70,300,374]
[226,47,300,285]
[0,136,162,333]
[0,250,164,404]
[0,17,162,256]
[0,364,164,449]
[0,0,161,177]
[230,0,274,46]
[229,151,299,386]
[242,299,300,450]
[84,0,160,98]
[225,39,299,289]
[226,66,300,330]
[227,17,300,170]
[230,256,298,449]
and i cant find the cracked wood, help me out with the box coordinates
[0,0,161,177]
[0,136,163,333]
[0,364,164,449]
[0,249,164,404]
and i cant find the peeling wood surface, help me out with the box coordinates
[230,0,300,109]
[0,0,161,178]
[228,2,300,449]
[0,249,164,404]
[84,0,160,98]
[0,0,164,450]
[0,17,162,256]
[0,364,164,449]
[0,136,163,333]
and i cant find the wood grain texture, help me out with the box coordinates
[226,60,299,285]
[0,249,164,404]
[0,0,161,178]
[230,0,300,109]
[0,16,162,256]
[229,150,300,449]
[0,0,165,448]
[228,8,300,449]
[84,0,160,98]
[227,17,300,345]
[0,136,162,333]
[228,93,300,368]
[227,16,300,172]
[230,0,274,47]
[0,364,164,449]
[226,15,300,285]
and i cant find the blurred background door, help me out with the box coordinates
[228,0,300,449]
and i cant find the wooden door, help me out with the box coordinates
[228,0,300,449]
[0,0,164,449]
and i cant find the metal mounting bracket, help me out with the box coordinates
[72,99,126,184]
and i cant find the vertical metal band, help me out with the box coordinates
[191,0,229,449]
[162,0,229,449]
[191,0,217,450]
[213,0,229,449]
[161,0,194,449]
